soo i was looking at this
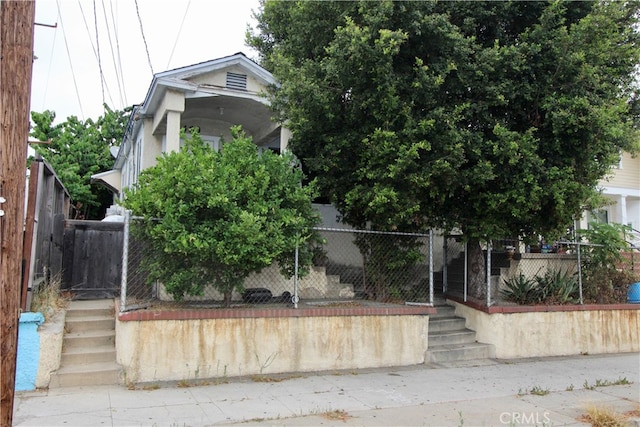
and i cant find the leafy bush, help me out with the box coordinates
[534,268,579,304]
[501,274,538,305]
[579,222,638,304]
[122,127,321,306]
[501,268,578,305]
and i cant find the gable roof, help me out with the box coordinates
[138,52,275,117]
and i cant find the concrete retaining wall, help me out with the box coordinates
[16,312,45,391]
[116,314,429,384]
[35,310,65,389]
[452,301,640,359]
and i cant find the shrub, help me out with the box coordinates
[501,274,538,305]
[501,268,578,305]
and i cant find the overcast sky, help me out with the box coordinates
[30,0,261,124]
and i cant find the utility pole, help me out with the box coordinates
[0,1,36,425]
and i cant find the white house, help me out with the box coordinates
[577,151,640,246]
[92,52,292,206]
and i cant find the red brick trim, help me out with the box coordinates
[117,302,435,322]
[446,293,640,314]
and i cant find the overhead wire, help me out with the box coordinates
[134,0,154,76]
[108,0,127,107]
[56,0,85,120]
[93,0,106,108]
[101,0,125,108]
[166,0,191,70]
[39,14,59,113]
[77,0,115,109]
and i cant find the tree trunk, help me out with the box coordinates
[467,238,487,300]
[223,290,233,307]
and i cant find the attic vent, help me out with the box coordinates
[226,72,247,91]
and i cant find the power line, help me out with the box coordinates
[134,0,154,75]
[77,0,115,110]
[57,0,85,119]
[101,0,125,108]
[93,0,105,107]
[39,18,58,112]
[166,0,191,70]
[108,0,127,107]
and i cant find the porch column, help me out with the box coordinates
[141,118,162,169]
[280,126,292,153]
[619,195,628,226]
[165,110,181,153]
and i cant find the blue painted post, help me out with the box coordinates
[16,312,44,391]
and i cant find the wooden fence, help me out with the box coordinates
[61,220,123,299]
[21,157,70,310]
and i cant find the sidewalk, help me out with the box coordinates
[13,353,640,426]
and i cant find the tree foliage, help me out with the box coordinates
[249,1,640,241]
[121,127,321,306]
[30,106,130,219]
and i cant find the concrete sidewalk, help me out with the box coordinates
[13,353,640,426]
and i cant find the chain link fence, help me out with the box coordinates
[119,211,639,312]
[444,238,639,307]
[119,214,435,312]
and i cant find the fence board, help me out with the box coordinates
[62,220,123,299]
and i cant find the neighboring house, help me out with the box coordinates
[577,151,640,246]
[92,52,291,205]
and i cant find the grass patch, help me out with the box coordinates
[584,377,632,390]
[29,274,69,321]
[519,385,550,396]
[579,405,627,427]
[251,374,303,383]
[529,385,551,396]
[320,409,351,422]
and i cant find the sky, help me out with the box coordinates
[30,0,262,124]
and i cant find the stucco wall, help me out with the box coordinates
[35,310,65,389]
[16,313,45,391]
[452,301,640,359]
[116,314,429,384]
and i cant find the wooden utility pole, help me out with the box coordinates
[0,1,36,425]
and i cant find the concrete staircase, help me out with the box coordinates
[426,294,495,366]
[49,299,122,388]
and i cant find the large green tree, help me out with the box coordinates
[250,0,640,236]
[122,127,320,306]
[249,1,640,298]
[30,106,130,219]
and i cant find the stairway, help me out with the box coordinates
[49,299,122,388]
[426,294,495,367]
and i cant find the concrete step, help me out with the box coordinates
[430,305,455,318]
[429,329,477,346]
[61,345,117,365]
[428,316,467,333]
[426,342,496,364]
[65,299,114,319]
[63,330,116,349]
[65,316,115,333]
[49,362,122,388]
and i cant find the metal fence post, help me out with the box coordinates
[464,240,468,302]
[486,239,492,307]
[429,229,434,305]
[577,241,583,305]
[120,210,130,313]
[293,239,299,309]
[443,236,448,294]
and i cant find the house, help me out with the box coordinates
[577,151,640,246]
[92,52,291,206]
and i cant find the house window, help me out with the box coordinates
[587,209,609,226]
[180,135,220,151]
[226,72,247,91]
